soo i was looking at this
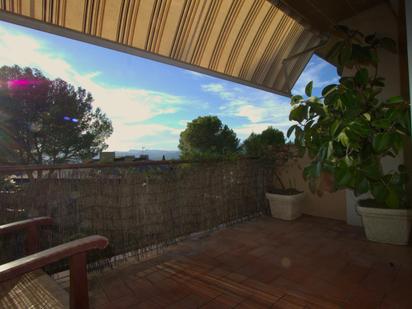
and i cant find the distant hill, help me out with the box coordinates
[115,149,180,160]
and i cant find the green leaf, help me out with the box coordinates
[398,164,407,173]
[385,188,399,208]
[391,133,403,153]
[362,162,381,180]
[356,177,369,195]
[327,141,333,159]
[348,120,369,138]
[321,84,337,97]
[371,182,387,202]
[337,131,349,147]
[291,95,303,105]
[303,164,316,180]
[330,120,341,137]
[354,68,369,85]
[344,155,353,166]
[289,105,307,123]
[335,167,352,187]
[287,125,298,138]
[363,113,371,121]
[379,37,396,53]
[386,96,404,105]
[372,133,391,153]
[305,81,313,97]
[324,91,339,106]
[339,44,352,66]
[372,118,391,129]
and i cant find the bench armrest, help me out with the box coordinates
[0,217,54,254]
[0,235,108,309]
[0,235,108,282]
[0,216,53,236]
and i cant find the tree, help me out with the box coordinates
[243,126,285,158]
[0,65,113,164]
[178,116,239,159]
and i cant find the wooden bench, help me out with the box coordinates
[0,217,108,309]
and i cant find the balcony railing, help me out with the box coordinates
[0,159,273,269]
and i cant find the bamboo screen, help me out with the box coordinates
[0,159,273,268]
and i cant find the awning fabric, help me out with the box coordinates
[0,0,322,96]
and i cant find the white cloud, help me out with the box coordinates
[107,123,180,151]
[0,24,184,151]
[186,70,207,79]
[201,82,240,100]
[202,81,291,124]
[235,105,267,123]
[178,119,190,127]
[234,120,295,141]
[200,81,295,140]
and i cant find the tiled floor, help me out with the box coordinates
[88,216,412,308]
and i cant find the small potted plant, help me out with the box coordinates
[288,26,411,244]
[243,127,304,220]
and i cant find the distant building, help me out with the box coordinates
[98,152,149,163]
[138,154,149,160]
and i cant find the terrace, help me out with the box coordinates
[1,0,412,308]
[85,216,412,308]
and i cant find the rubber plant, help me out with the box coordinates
[287,26,410,209]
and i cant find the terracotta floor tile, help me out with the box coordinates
[273,297,305,309]
[101,279,133,301]
[123,277,158,299]
[133,299,164,309]
[98,295,141,309]
[167,293,213,308]
[208,267,231,278]
[345,286,385,309]
[235,298,270,308]
[86,216,411,309]
[224,272,248,283]
[201,299,233,309]
[211,292,244,307]
[150,290,189,307]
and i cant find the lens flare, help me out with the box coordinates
[63,116,79,123]
[6,79,43,89]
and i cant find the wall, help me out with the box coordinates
[340,3,405,225]
[276,156,347,221]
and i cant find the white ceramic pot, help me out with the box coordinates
[265,192,305,220]
[357,205,412,245]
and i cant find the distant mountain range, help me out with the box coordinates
[115,149,180,160]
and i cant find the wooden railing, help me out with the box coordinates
[0,217,108,309]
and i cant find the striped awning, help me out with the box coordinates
[0,0,322,96]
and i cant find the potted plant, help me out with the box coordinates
[288,26,411,244]
[243,127,304,220]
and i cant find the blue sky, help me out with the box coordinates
[0,21,338,151]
